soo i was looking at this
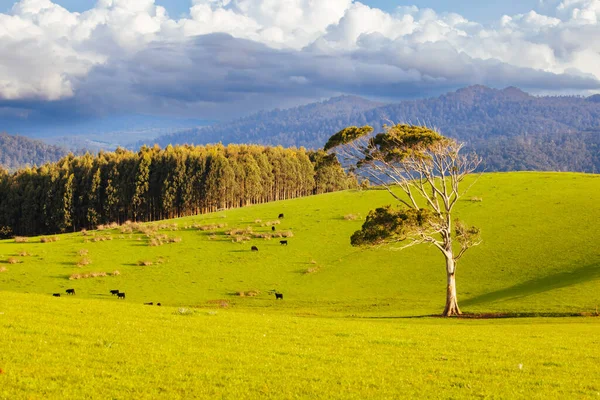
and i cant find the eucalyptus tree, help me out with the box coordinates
[325,124,482,316]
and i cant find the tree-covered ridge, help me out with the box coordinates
[154,86,600,173]
[0,132,68,170]
[0,144,354,237]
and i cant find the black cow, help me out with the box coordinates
[278,213,284,219]
[275,293,283,300]
[52,293,61,297]
[280,240,288,246]
[157,303,162,306]
[117,292,126,299]
[110,289,119,296]
[66,289,75,295]
[144,302,153,305]
[251,246,259,252]
[271,226,276,232]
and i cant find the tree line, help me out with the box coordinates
[0,144,355,237]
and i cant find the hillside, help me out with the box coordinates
[154,86,600,173]
[0,132,69,170]
[1,172,598,316]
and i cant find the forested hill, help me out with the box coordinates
[154,86,600,173]
[0,133,69,170]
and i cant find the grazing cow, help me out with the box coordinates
[157,303,162,306]
[52,293,61,297]
[251,246,259,252]
[110,290,119,296]
[144,302,153,306]
[66,289,75,295]
[117,292,126,299]
[275,293,283,300]
[278,213,284,219]
[280,240,288,246]
[271,226,276,232]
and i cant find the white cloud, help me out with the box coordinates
[0,0,599,115]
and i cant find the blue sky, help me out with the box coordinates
[0,0,598,134]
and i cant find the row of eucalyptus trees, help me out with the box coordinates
[0,144,355,237]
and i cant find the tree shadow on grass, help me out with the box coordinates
[462,261,600,307]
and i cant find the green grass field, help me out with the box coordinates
[1,172,600,398]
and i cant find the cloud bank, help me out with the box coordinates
[1,0,600,121]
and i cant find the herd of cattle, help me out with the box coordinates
[51,213,288,304]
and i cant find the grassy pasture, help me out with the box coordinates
[0,172,600,398]
[0,172,598,316]
[1,292,600,399]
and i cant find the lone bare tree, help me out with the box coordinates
[325,124,482,316]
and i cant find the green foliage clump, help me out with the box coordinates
[350,206,436,246]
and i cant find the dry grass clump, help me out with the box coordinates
[304,266,321,274]
[195,223,227,231]
[18,251,31,257]
[155,223,179,231]
[169,237,182,243]
[76,257,92,267]
[149,238,162,247]
[111,270,121,276]
[81,229,89,236]
[271,231,294,238]
[344,213,359,221]
[232,235,251,243]
[92,235,113,243]
[236,290,260,297]
[40,236,59,243]
[69,271,108,280]
[7,257,20,265]
[208,234,217,240]
[138,260,153,266]
[262,220,281,227]
[469,197,483,202]
[0,266,8,273]
[14,237,29,243]
[254,219,262,224]
[206,299,230,308]
[226,227,253,236]
[251,233,272,240]
[78,249,89,256]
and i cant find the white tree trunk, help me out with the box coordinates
[443,256,461,317]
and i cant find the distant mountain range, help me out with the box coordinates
[153,85,600,173]
[0,133,69,171]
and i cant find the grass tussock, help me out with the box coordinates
[262,220,281,227]
[14,237,29,243]
[226,227,253,236]
[77,249,89,256]
[7,257,20,265]
[69,271,108,280]
[195,223,227,231]
[251,232,272,240]
[0,266,8,273]
[470,197,483,202]
[254,219,262,224]
[304,266,321,274]
[92,235,113,243]
[236,290,260,297]
[18,251,31,257]
[111,270,121,276]
[344,213,359,221]
[232,235,251,243]
[40,236,59,243]
[138,260,153,266]
[76,257,92,267]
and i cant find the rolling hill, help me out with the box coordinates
[1,172,599,399]
[1,172,598,316]
[153,86,600,173]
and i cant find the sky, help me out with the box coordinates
[1,0,600,131]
